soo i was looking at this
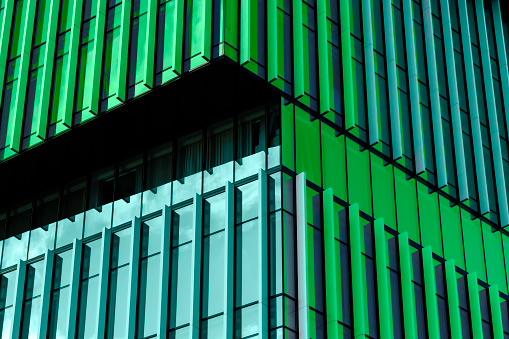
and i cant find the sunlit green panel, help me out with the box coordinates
[0,0,13,109]
[339,0,354,130]
[422,1,447,188]
[321,124,347,202]
[35,0,59,139]
[402,0,425,174]
[157,0,178,83]
[394,170,419,241]
[457,0,489,215]
[185,0,211,70]
[417,182,443,256]
[398,232,417,339]
[87,0,107,117]
[281,101,295,171]
[467,273,483,338]
[240,0,250,65]
[295,106,321,186]
[440,195,465,270]
[460,209,486,281]
[482,222,507,293]
[374,218,391,339]
[346,138,372,215]
[75,39,96,120]
[9,0,37,152]
[371,155,396,230]
[116,0,132,102]
[445,259,462,339]
[292,0,304,98]
[422,246,440,338]
[267,0,277,82]
[475,0,509,226]
[317,0,329,113]
[144,0,157,88]
[224,0,238,61]
[349,203,367,337]
[362,0,378,145]
[489,285,504,339]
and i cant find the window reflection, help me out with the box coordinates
[0,270,16,339]
[20,261,44,339]
[47,251,73,339]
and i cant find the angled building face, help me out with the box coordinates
[0,0,509,337]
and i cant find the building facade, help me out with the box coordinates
[0,0,508,338]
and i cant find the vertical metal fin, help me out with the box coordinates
[126,217,142,339]
[467,272,483,338]
[190,194,203,338]
[422,246,440,338]
[296,172,309,338]
[258,169,269,338]
[97,228,112,338]
[38,251,55,339]
[11,260,27,339]
[224,182,235,338]
[374,218,391,339]
[67,239,84,338]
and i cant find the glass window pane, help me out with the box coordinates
[137,255,160,338]
[236,220,259,306]
[204,193,226,235]
[202,231,225,317]
[56,213,84,248]
[169,243,192,328]
[172,205,194,246]
[235,182,259,224]
[107,265,130,338]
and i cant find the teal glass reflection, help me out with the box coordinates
[48,253,71,339]
[235,151,266,181]
[236,220,259,306]
[0,270,17,338]
[169,243,192,328]
[172,205,194,245]
[204,193,226,235]
[28,223,56,259]
[137,255,160,338]
[83,202,113,237]
[173,172,202,204]
[2,231,29,268]
[269,173,282,212]
[106,265,129,338]
[201,315,225,338]
[203,161,234,193]
[56,212,84,248]
[142,216,163,256]
[202,231,225,317]
[235,181,259,224]
[112,192,141,226]
[141,182,171,216]
[168,326,190,339]
[77,276,99,339]
[77,240,101,338]
[20,261,45,339]
[236,303,259,338]
[268,145,281,169]
[111,228,132,269]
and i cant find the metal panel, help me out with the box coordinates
[422,0,447,187]
[316,0,329,113]
[439,0,469,201]
[11,260,27,339]
[9,0,37,153]
[267,0,277,82]
[62,0,85,128]
[296,172,309,338]
[87,0,108,116]
[97,228,112,338]
[422,246,440,338]
[323,188,339,339]
[349,203,366,337]
[35,0,60,139]
[491,1,509,147]
[116,0,132,102]
[224,182,235,338]
[362,0,378,145]
[292,0,304,98]
[475,0,509,226]
[67,239,83,338]
[402,0,425,174]
[467,272,483,338]
[240,0,250,65]
[0,0,14,107]
[398,232,417,339]
[382,0,402,159]
[171,0,184,75]
[374,218,391,339]
[38,250,55,339]
[489,285,504,339]
[258,169,269,338]
[190,194,203,339]
[158,206,173,339]
[126,217,142,339]
[144,0,157,88]
[457,0,490,215]
[340,0,355,130]
[445,259,462,338]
